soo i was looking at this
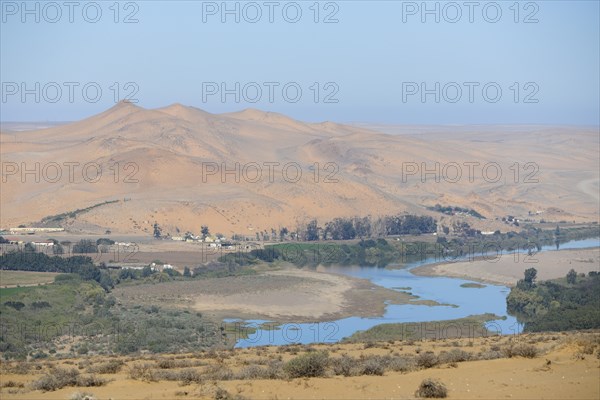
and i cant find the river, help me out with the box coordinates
[230,237,600,348]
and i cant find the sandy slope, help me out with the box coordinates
[1,103,598,236]
[1,332,598,399]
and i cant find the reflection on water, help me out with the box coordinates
[232,238,599,348]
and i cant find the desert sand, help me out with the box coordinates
[412,248,600,286]
[1,103,598,237]
[1,331,598,399]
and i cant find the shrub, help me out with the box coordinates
[177,368,202,385]
[503,344,538,358]
[359,358,385,376]
[157,358,194,369]
[87,360,124,374]
[387,356,415,372]
[332,355,357,377]
[70,392,96,400]
[31,367,79,391]
[204,364,234,381]
[415,378,448,398]
[128,363,156,381]
[76,374,107,387]
[263,361,285,379]
[416,352,439,368]
[439,349,471,363]
[236,365,268,380]
[283,351,329,378]
[0,380,24,388]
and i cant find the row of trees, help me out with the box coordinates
[297,214,437,241]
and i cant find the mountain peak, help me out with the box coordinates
[111,100,142,111]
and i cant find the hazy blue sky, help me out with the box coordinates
[1,0,599,124]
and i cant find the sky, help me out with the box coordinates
[1,0,599,124]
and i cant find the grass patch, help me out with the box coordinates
[0,270,59,287]
[343,314,501,342]
[460,282,486,289]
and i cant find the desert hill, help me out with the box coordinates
[1,103,598,236]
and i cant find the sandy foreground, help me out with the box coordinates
[114,267,433,322]
[412,248,600,286]
[1,332,598,399]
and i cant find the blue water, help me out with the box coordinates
[232,238,599,348]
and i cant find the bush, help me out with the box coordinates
[439,349,471,364]
[0,380,24,388]
[87,360,124,374]
[128,363,156,381]
[387,356,415,372]
[76,374,108,387]
[31,367,79,391]
[359,357,385,376]
[416,352,439,368]
[70,392,96,400]
[415,378,448,398]
[283,351,329,378]
[204,364,234,381]
[178,368,202,385]
[332,355,357,377]
[157,358,193,369]
[503,344,538,358]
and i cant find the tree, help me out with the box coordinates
[96,238,115,246]
[566,268,577,284]
[73,240,97,254]
[201,225,209,238]
[279,227,289,241]
[24,242,36,252]
[99,272,114,291]
[183,266,191,277]
[142,265,154,278]
[306,220,319,241]
[153,222,162,239]
[518,267,538,290]
[53,244,64,255]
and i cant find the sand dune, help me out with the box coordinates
[1,103,598,236]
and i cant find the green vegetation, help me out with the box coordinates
[221,239,401,268]
[221,226,599,268]
[0,270,59,286]
[343,314,502,342]
[427,204,485,219]
[460,282,486,288]
[507,268,600,332]
[283,351,329,378]
[298,214,438,241]
[0,275,226,359]
[40,200,119,224]
[31,367,108,391]
[0,252,114,291]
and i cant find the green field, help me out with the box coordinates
[0,270,60,287]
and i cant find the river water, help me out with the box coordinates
[231,238,599,348]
